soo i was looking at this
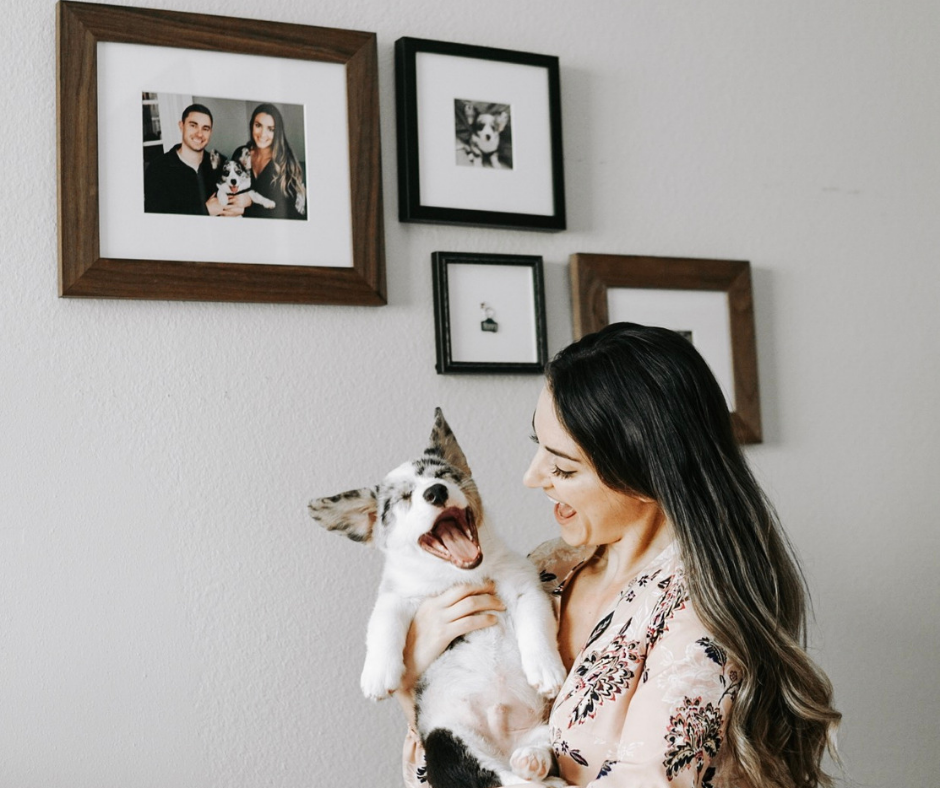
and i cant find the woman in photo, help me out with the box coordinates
[397,322,840,788]
[233,103,307,220]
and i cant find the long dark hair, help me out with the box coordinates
[248,103,306,209]
[546,322,840,788]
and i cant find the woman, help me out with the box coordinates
[398,323,840,787]
[233,103,307,220]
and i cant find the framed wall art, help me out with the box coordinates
[56,1,385,304]
[396,37,565,231]
[570,253,762,444]
[432,253,548,374]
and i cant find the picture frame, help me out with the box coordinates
[570,253,762,444]
[432,253,549,374]
[396,37,566,232]
[56,1,386,305]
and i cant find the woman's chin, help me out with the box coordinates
[557,520,587,547]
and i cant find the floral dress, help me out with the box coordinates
[402,539,740,787]
[531,539,740,787]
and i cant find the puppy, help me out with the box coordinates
[461,101,510,169]
[233,145,306,217]
[309,409,566,788]
[215,158,276,210]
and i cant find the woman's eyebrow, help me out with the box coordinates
[531,415,582,463]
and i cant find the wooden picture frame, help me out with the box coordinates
[570,253,762,444]
[56,1,385,304]
[396,37,565,231]
[432,252,548,374]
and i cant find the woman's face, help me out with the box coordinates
[252,113,276,150]
[523,386,658,548]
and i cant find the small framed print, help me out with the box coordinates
[56,1,385,304]
[570,253,762,444]
[432,253,549,374]
[396,37,566,231]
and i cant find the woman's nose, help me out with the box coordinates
[522,453,543,489]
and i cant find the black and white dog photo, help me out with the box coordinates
[456,100,513,169]
[309,409,566,788]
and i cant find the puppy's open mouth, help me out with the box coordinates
[417,506,482,569]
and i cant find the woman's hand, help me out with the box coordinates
[395,582,504,723]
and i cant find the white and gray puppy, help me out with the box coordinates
[215,158,276,211]
[309,409,567,788]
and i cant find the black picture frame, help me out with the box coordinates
[396,37,566,231]
[432,253,549,374]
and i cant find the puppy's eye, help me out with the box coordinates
[401,490,412,502]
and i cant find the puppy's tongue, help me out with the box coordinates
[435,519,482,567]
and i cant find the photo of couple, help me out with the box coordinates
[142,94,308,221]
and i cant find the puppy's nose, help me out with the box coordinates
[423,483,449,507]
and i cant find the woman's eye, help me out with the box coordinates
[551,465,575,479]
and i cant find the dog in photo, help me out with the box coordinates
[214,155,276,211]
[309,409,566,787]
[458,101,511,169]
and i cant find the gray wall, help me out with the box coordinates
[2,1,938,786]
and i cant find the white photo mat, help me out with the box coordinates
[415,51,554,217]
[446,263,540,364]
[607,288,737,409]
[97,41,353,268]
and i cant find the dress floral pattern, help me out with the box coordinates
[531,539,740,787]
[402,539,740,787]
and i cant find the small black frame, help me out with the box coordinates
[432,252,549,374]
[396,37,566,231]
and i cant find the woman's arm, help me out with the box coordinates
[396,583,504,788]
[394,581,505,724]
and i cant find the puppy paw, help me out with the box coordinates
[522,652,567,697]
[510,745,553,782]
[359,658,404,701]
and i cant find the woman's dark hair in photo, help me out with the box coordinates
[248,103,306,210]
[546,322,841,788]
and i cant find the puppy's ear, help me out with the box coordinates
[463,101,477,125]
[426,408,471,477]
[309,487,378,545]
[495,111,509,132]
[208,149,225,171]
[236,145,252,170]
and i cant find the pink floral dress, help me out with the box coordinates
[403,539,741,787]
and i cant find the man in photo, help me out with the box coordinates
[144,104,238,217]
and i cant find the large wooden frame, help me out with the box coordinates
[56,1,385,304]
[570,253,762,444]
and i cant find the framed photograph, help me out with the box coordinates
[570,253,762,444]
[432,253,548,374]
[396,37,565,232]
[57,1,385,304]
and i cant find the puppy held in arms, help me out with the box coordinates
[309,409,567,788]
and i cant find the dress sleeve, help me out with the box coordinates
[402,725,427,788]
[586,603,739,787]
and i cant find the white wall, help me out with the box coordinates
[2,1,938,786]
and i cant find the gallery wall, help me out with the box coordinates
[1,0,938,786]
